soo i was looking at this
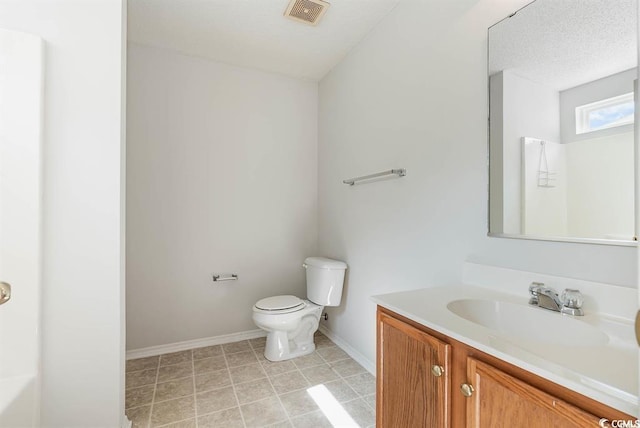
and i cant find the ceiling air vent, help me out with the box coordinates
[284,0,330,26]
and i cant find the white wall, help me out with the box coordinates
[318,0,636,367]
[0,28,43,428]
[496,70,561,234]
[0,1,126,427]
[521,132,634,240]
[0,27,43,382]
[126,43,318,350]
[566,132,634,239]
[559,69,636,239]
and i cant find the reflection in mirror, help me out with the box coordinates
[488,0,637,244]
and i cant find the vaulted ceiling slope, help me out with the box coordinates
[128,0,399,81]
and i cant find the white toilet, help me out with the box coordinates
[252,257,347,361]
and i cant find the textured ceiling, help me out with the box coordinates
[128,0,399,81]
[489,0,637,91]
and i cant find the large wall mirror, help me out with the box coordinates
[488,0,638,245]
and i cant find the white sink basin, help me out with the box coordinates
[447,299,609,346]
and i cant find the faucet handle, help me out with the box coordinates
[529,282,544,295]
[528,282,544,305]
[561,289,583,308]
[561,288,584,316]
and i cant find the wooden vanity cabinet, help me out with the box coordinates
[377,310,451,427]
[467,358,600,427]
[377,306,633,428]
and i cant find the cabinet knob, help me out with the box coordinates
[460,383,474,397]
[0,282,11,306]
[431,365,444,377]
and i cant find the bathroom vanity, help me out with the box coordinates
[372,264,638,427]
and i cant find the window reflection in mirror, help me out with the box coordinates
[488,0,638,244]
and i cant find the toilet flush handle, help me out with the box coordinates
[302,263,308,269]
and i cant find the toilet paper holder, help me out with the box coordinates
[212,273,238,282]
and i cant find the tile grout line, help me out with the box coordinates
[286,367,317,426]
[191,350,198,428]
[315,343,376,425]
[155,416,196,428]
[148,357,162,428]
[147,360,306,411]
[248,340,293,427]
[318,345,373,397]
[193,403,247,419]
[316,342,377,417]
[265,338,359,425]
[223,345,249,428]
[281,338,365,425]
[129,334,371,426]
[175,370,321,412]
[291,395,366,419]
[316,349,360,390]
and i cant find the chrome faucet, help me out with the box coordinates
[528,282,584,316]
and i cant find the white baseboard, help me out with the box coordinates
[126,329,267,360]
[318,325,376,376]
[126,326,376,377]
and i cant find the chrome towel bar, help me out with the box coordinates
[212,274,238,282]
[343,168,406,186]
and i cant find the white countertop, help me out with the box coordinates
[371,284,638,416]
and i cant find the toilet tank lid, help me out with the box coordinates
[304,257,347,270]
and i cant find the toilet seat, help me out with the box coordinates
[254,295,306,314]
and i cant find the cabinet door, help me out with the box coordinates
[465,358,601,427]
[377,311,451,428]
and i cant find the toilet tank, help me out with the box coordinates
[304,257,347,306]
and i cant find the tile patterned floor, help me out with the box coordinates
[125,332,376,427]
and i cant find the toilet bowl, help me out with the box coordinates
[253,297,324,361]
[252,257,347,361]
